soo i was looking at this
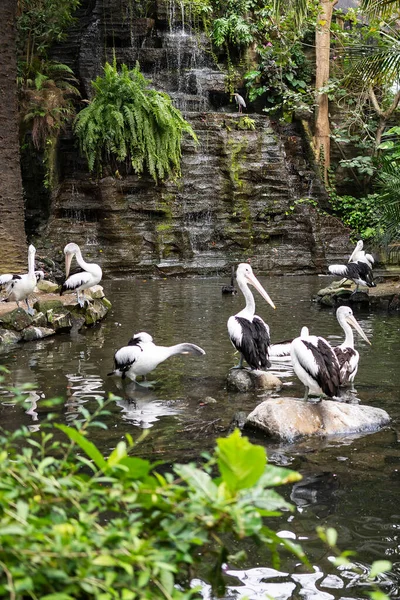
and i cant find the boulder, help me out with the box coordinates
[88,285,105,299]
[0,328,21,345]
[37,280,59,294]
[245,397,391,442]
[34,299,65,313]
[227,369,282,392]
[22,326,56,342]
[0,308,32,331]
[46,310,73,331]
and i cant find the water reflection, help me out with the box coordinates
[114,381,180,429]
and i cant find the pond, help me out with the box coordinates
[0,274,399,599]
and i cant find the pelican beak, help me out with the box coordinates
[65,252,73,279]
[245,272,276,309]
[347,315,371,345]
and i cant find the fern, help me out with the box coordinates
[74,62,197,181]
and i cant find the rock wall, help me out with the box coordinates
[38,0,353,277]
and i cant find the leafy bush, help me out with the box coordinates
[329,192,380,240]
[74,62,197,182]
[0,394,306,599]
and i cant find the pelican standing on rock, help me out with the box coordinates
[290,326,341,401]
[333,306,371,386]
[60,243,102,307]
[108,331,206,382]
[227,263,276,370]
[348,240,374,268]
[0,244,38,315]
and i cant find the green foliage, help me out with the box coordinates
[237,116,256,130]
[74,62,197,181]
[0,384,308,599]
[16,0,81,73]
[329,192,380,240]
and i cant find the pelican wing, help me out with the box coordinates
[269,339,293,359]
[0,274,21,287]
[328,264,348,277]
[60,271,92,294]
[111,345,142,379]
[333,346,358,384]
[233,316,271,370]
[302,338,341,397]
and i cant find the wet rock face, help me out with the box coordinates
[42,0,353,277]
[44,114,352,278]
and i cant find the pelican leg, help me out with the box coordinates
[303,386,309,402]
[76,290,86,308]
[25,298,35,317]
[231,355,244,370]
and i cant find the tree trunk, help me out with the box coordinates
[0,0,27,273]
[314,0,337,186]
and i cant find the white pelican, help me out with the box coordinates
[268,338,294,362]
[0,244,37,315]
[333,306,371,386]
[233,92,246,113]
[227,263,276,370]
[290,326,341,401]
[108,331,206,382]
[60,243,102,307]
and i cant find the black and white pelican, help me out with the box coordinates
[0,244,38,315]
[268,338,294,362]
[333,306,371,386]
[290,326,341,401]
[60,243,102,307]
[328,260,376,293]
[108,331,206,382]
[227,263,276,370]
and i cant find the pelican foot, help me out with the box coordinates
[230,365,245,370]
[77,297,90,308]
[26,307,35,317]
[136,380,157,389]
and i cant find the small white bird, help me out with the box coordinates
[60,243,102,307]
[290,326,341,401]
[233,92,246,113]
[0,244,38,315]
[333,306,371,386]
[108,331,206,382]
[227,263,276,370]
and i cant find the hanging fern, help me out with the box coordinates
[74,62,197,181]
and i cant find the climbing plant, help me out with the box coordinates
[74,62,197,181]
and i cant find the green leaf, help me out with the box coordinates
[216,429,266,493]
[40,595,75,600]
[368,560,392,579]
[326,528,338,547]
[56,425,107,471]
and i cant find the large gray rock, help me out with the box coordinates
[245,397,391,442]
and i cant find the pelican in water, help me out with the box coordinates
[290,326,341,401]
[0,244,38,315]
[227,263,276,370]
[60,243,102,307]
[108,331,206,382]
[333,306,371,386]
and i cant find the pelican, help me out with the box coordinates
[108,331,206,382]
[333,306,371,386]
[348,240,374,268]
[328,260,376,293]
[227,263,276,370]
[0,244,37,315]
[290,326,341,401]
[60,243,102,307]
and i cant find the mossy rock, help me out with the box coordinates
[0,308,33,331]
[46,310,73,331]
[0,328,21,344]
[22,326,56,342]
[34,299,65,313]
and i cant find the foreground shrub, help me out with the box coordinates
[0,398,305,599]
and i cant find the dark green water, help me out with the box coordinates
[0,275,399,599]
